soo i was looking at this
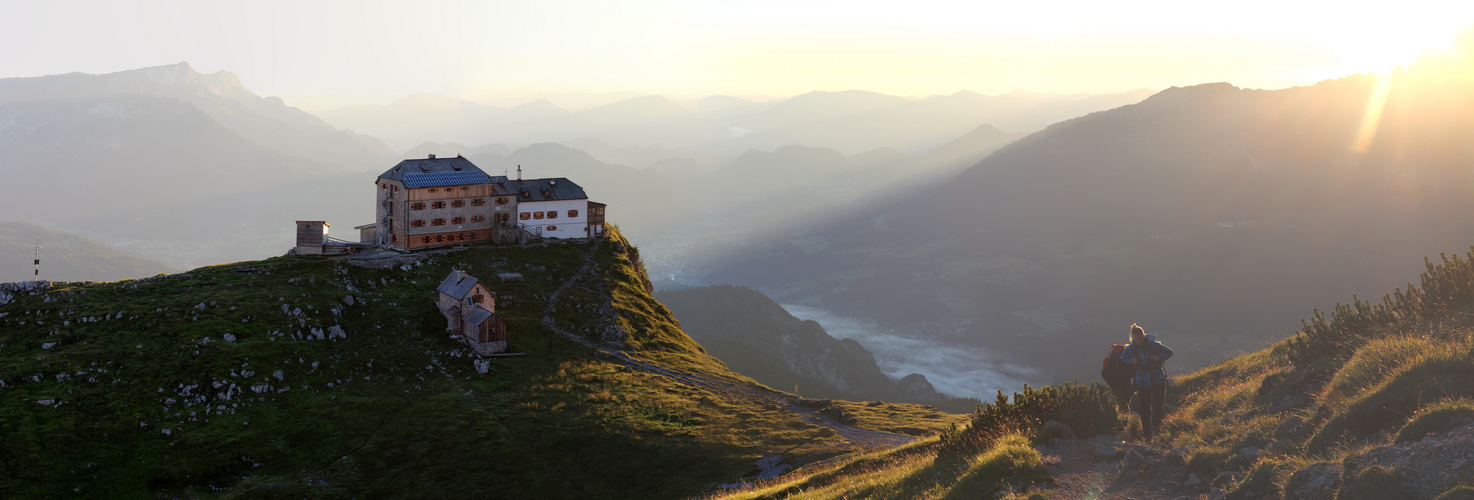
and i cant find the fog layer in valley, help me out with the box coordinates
[781,303,1036,400]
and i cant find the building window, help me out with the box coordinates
[392,235,397,242]
[431,201,447,209]
[451,200,466,208]
[451,216,466,224]
[431,218,446,226]
[422,236,431,243]
[533,212,544,220]
[547,225,557,231]
[381,184,387,190]
[411,202,426,210]
[470,215,486,223]
[429,188,438,193]
[462,186,470,191]
[568,209,579,217]
[520,212,531,220]
[468,232,477,239]
[410,220,426,228]
[547,210,559,219]
[496,197,509,205]
[471,198,486,206]
[436,235,444,242]
[501,213,511,222]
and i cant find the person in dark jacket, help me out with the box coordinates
[1121,323,1173,442]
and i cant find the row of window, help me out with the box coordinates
[408,197,508,210]
[421,232,479,244]
[407,214,501,228]
[518,209,579,221]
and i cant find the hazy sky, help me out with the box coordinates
[1,0,1470,110]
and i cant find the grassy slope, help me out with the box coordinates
[701,248,1474,500]
[0,230,954,499]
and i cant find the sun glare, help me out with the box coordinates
[1336,25,1457,74]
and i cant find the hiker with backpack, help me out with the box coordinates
[1121,323,1173,443]
[1100,342,1135,412]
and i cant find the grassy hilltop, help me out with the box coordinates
[0,229,960,499]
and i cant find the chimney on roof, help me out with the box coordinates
[550,179,556,186]
[516,165,522,181]
[428,154,436,159]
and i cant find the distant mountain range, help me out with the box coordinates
[320,88,1151,156]
[694,36,1474,383]
[0,221,176,282]
[0,63,394,269]
[2,61,1125,276]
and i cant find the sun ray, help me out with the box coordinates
[1352,70,1396,154]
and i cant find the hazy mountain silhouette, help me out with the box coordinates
[0,62,392,166]
[0,94,346,225]
[727,89,1153,155]
[0,221,178,282]
[693,38,1474,383]
[0,63,393,272]
[317,88,1147,158]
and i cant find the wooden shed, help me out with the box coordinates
[295,221,329,255]
[436,270,508,354]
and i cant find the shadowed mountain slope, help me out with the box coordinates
[657,285,974,411]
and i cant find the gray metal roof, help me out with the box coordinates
[436,270,479,300]
[403,171,491,188]
[465,306,496,327]
[511,178,588,202]
[378,156,486,183]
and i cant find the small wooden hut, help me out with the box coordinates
[436,270,508,354]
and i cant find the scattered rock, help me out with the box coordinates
[161,429,172,436]
[474,359,491,374]
[1040,420,1076,440]
[1185,473,1203,486]
[223,333,236,342]
[1285,462,1341,500]
[41,342,56,350]
[1240,447,1262,460]
[1092,444,1121,460]
[1265,439,1291,453]
[1276,421,1308,440]
[1164,448,1189,466]
[1122,448,1144,469]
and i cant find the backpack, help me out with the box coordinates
[1101,343,1133,390]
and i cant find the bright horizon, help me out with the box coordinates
[1,0,1470,111]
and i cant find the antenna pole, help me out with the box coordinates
[34,239,41,278]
